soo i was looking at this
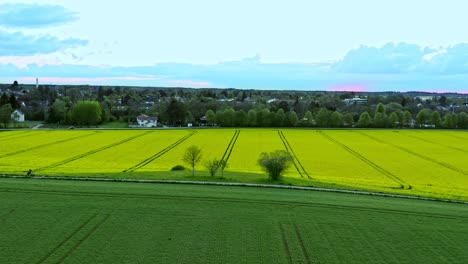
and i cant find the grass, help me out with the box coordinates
[0,129,467,200]
[0,178,467,263]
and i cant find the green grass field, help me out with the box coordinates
[0,129,467,200]
[0,178,467,263]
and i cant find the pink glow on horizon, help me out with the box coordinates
[328,85,368,92]
[18,76,158,84]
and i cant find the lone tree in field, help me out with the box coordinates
[204,158,229,177]
[258,150,293,180]
[182,145,202,176]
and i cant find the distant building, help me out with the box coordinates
[343,97,367,105]
[11,110,25,122]
[136,114,157,127]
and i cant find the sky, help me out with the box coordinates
[1,0,468,92]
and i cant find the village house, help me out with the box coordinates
[10,110,25,122]
[136,114,157,127]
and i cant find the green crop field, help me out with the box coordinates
[0,129,467,200]
[0,178,467,263]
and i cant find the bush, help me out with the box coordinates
[257,150,293,180]
[171,165,186,171]
[204,159,229,177]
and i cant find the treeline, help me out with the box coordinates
[202,103,468,129]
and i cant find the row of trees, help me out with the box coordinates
[203,103,468,129]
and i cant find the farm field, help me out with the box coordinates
[0,178,467,263]
[0,129,467,200]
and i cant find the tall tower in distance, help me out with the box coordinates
[36,78,38,89]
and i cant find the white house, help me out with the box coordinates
[136,114,157,127]
[11,110,25,122]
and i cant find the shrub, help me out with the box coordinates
[204,159,229,177]
[171,165,186,171]
[257,150,293,180]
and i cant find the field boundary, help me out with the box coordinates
[359,131,468,176]
[0,131,100,159]
[220,130,240,165]
[278,131,311,179]
[317,131,410,189]
[123,130,198,172]
[1,174,467,205]
[35,131,152,173]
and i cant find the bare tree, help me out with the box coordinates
[182,145,202,176]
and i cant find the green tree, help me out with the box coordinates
[257,150,293,180]
[274,109,285,127]
[402,110,413,127]
[457,112,468,129]
[376,103,385,114]
[357,112,372,128]
[0,103,13,128]
[165,98,187,126]
[8,94,20,110]
[329,111,343,127]
[234,110,247,126]
[373,112,387,128]
[205,109,216,126]
[430,111,442,128]
[71,101,103,126]
[47,99,67,123]
[182,145,202,176]
[315,108,330,127]
[0,93,9,107]
[247,109,257,127]
[416,109,431,127]
[285,111,298,127]
[442,113,457,128]
[304,111,314,127]
[388,112,399,128]
[343,113,354,127]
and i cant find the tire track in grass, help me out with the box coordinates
[220,130,240,165]
[123,130,198,172]
[56,213,111,264]
[36,213,99,264]
[35,131,152,173]
[0,131,100,159]
[400,132,468,154]
[317,131,409,189]
[278,131,311,179]
[279,223,312,264]
[359,131,468,176]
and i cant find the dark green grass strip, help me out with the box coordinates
[35,131,152,173]
[56,214,111,264]
[0,131,100,159]
[400,132,468,153]
[2,187,464,220]
[278,131,311,179]
[36,213,99,264]
[220,130,240,162]
[359,131,468,176]
[123,131,198,172]
[317,131,410,189]
[222,130,240,165]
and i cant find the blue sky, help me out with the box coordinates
[1,0,468,92]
